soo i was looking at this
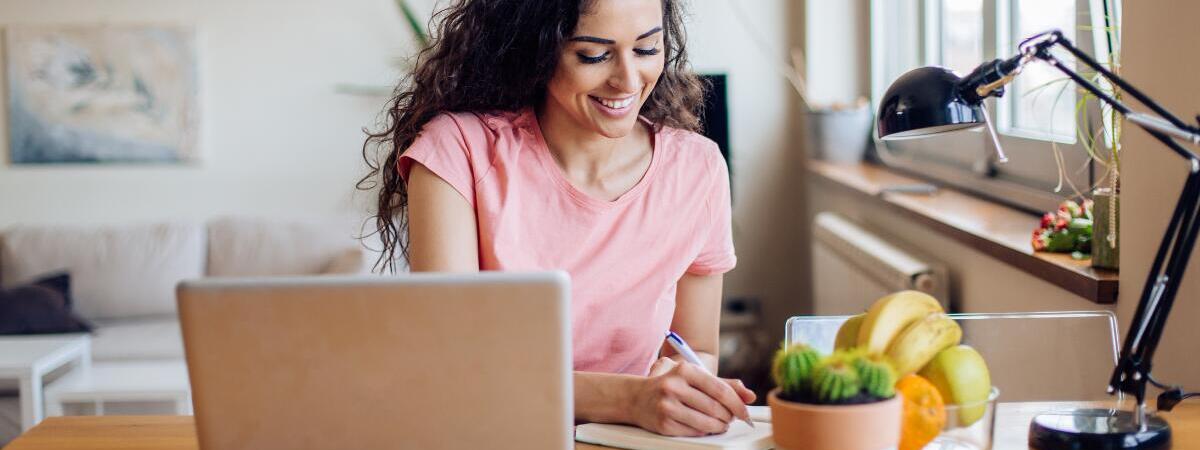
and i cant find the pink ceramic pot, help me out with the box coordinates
[768,389,902,450]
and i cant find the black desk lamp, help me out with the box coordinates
[876,30,1200,449]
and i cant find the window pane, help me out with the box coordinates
[874,0,922,105]
[1009,0,1076,141]
[940,0,983,75]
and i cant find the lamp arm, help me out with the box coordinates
[1037,31,1196,133]
[1026,33,1200,414]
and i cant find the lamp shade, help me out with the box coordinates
[876,66,986,140]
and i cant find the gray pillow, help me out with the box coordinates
[0,272,92,335]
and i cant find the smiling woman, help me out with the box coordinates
[358,0,753,438]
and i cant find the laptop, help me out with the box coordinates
[177,271,572,450]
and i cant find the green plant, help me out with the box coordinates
[334,0,429,96]
[395,0,429,48]
[1032,199,1095,258]
[854,353,898,399]
[771,345,897,405]
[812,357,862,404]
[1023,4,1121,253]
[773,344,821,397]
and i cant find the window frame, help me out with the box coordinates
[870,0,1119,214]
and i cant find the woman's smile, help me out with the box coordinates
[590,94,639,117]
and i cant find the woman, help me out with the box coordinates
[360,0,754,437]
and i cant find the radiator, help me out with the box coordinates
[812,212,950,315]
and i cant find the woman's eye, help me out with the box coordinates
[577,52,610,64]
[634,47,661,56]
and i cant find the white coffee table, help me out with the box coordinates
[0,335,91,431]
[44,360,191,416]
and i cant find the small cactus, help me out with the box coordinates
[771,343,898,404]
[811,356,862,403]
[772,344,821,397]
[852,353,897,399]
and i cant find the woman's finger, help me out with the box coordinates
[673,383,733,423]
[662,399,728,435]
[661,417,707,437]
[648,356,677,377]
[723,378,757,404]
[678,364,751,423]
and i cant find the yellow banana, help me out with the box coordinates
[886,313,963,376]
[856,290,944,354]
[834,313,866,350]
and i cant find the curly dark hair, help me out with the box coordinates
[358,0,706,273]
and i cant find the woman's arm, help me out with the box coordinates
[662,273,724,372]
[406,162,480,272]
[590,272,754,436]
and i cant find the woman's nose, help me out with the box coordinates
[608,53,641,93]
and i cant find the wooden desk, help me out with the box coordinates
[7,403,1200,449]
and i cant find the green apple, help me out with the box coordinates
[918,345,992,426]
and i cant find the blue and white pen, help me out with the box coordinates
[664,331,755,429]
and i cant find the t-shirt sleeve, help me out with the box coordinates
[686,148,737,276]
[396,113,486,208]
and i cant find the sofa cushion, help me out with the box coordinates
[0,222,205,320]
[206,216,367,276]
[89,317,184,362]
[0,272,93,335]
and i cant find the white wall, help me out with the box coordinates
[0,0,411,227]
[687,1,808,346]
[1120,0,1200,388]
[0,1,811,338]
[804,0,870,107]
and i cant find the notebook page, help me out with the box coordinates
[575,420,773,450]
[747,405,771,423]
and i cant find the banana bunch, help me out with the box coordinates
[834,291,962,376]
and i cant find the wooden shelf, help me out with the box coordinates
[808,160,1119,304]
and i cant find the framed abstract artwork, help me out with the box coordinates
[5,25,199,164]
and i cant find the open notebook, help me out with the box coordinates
[575,408,773,450]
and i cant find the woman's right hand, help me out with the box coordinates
[627,357,756,437]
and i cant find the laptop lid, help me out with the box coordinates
[177,271,572,450]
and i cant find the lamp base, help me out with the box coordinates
[1029,408,1170,449]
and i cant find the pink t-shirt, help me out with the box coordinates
[397,108,736,375]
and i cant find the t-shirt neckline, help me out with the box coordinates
[524,108,661,210]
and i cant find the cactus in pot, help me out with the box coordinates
[772,344,821,398]
[771,346,897,404]
[769,345,903,450]
[855,353,898,399]
[812,357,862,403]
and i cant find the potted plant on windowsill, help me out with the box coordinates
[1029,3,1121,269]
[767,345,902,450]
[1088,6,1121,270]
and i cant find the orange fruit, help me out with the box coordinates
[895,374,946,450]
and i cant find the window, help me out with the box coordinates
[936,0,984,76]
[1003,0,1078,142]
[870,0,1120,213]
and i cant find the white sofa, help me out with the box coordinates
[0,216,373,441]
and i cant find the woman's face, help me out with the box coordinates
[545,0,666,139]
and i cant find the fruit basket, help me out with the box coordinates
[774,291,998,450]
[781,309,1125,450]
[925,387,1000,449]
